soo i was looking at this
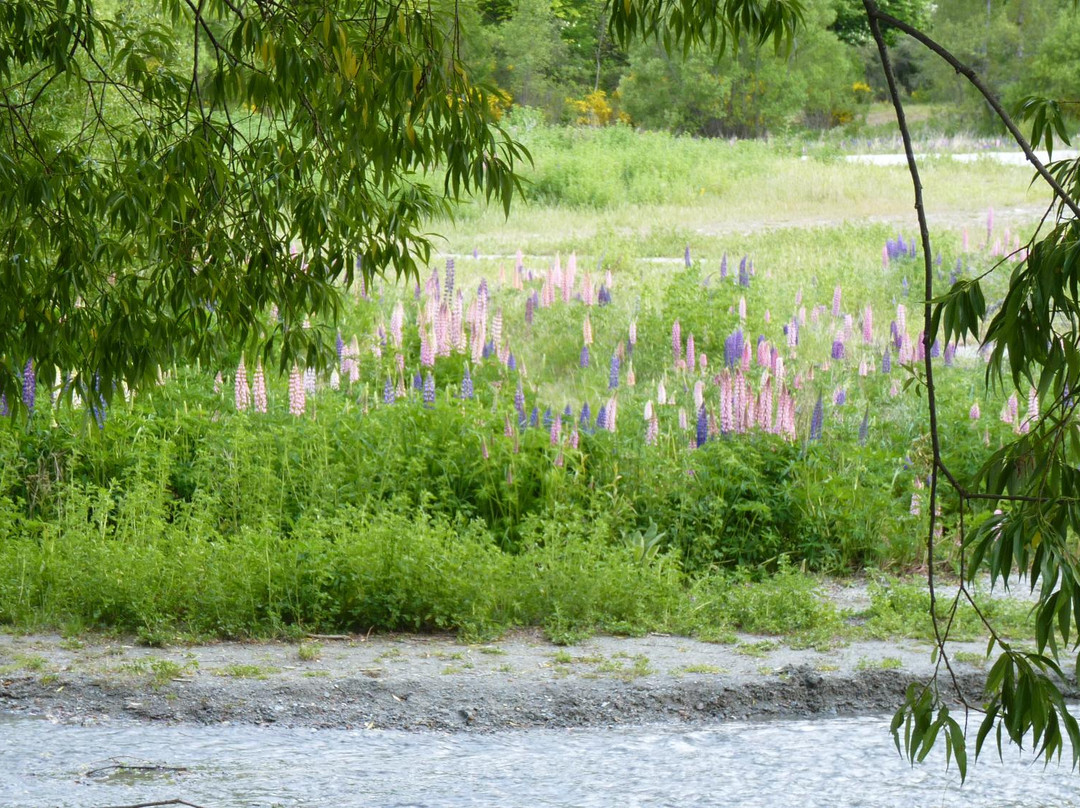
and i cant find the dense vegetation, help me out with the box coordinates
[0,132,1043,642]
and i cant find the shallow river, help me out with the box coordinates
[1,713,1075,807]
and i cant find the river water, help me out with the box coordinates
[1,713,1075,807]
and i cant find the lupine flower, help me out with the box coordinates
[628,320,637,346]
[831,285,842,317]
[672,320,682,364]
[738,297,747,322]
[858,407,870,446]
[580,344,590,368]
[684,244,691,267]
[910,493,921,516]
[645,415,658,446]
[596,404,608,431]
[460,366,474,400]
[423,373,436,408]
[550,413,562,445]
[627,363,636,387]
[609,353,620,390]
[289,365,306,415]
[720,253,728,280]
[738,256,750,288]
[445,257,455,298]
[383,377,396,405]
[724,329,744,368]
[969,402,981,420]
[678,407,687,431]
[882,245,889,268]
[530,406,539,428]
[579,402,591,431]
[833,387,846,406]
[21,359,35,412]
[525,295,534,325]
[693,380,704,410]
[944,343,956,367]
[657,380,667,405]
[696,405,708,448]
[809,394,824,441]
[583,314,593,345]
[831,338,845,361]
[252,363,268,413]
[304,367,317,394]
[336,331,345,369]
[686,334,696,371]
[0,393,7,417]
[235,358,251,411]
[507,353,517,372]
[699,354,708,372]
[214,372,223,395]
[882,351,892,374]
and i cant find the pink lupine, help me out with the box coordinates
[858,359,869,377]
[420,329,435,367]
[289,365,306,416]
[693,380,705,410]
[563,254,576,302]
[550,414,562,446]
[672,320,682,364]
[627,363,636,387]
[628,320,637,346]
[550,255,563,293]
[251,363,267,413]
[658,380,667,405]
[720,372,734,433]
[329,369,341,391]
[425,267,440,301]
[214,372,223,394]
[390,302,405,347]
[583,314,593,345]
[798,306,807,327]
[741,342,751,371]
[832,285,842,317]
[889,379,901,397]
[605,396,617,432]
[910,493,921,516]
[896,303,907,334]
[764,310,771,324]
[969,402,981,420]
[1027,387,1039,423]
[645,415,658,446]
[235,358,250,411]
[678,407,688,431]
[738,296,747,322]
[686,334,696,372]
[570,428,580,449]
[759,379,773,433]
[303,366,317,394]
[882,245,889,268]
[699,354,708,372]
[862,306,873,344]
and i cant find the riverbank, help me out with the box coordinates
[0,627,1003,732]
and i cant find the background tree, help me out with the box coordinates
[0,0,526,409]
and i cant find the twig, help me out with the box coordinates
[86,763,189,778]
[97,803,208,808]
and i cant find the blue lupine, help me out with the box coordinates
[423,373,436,408]
[514,381,525,417]
[530,406,539,428]
[445,257,455,298]
[944,343,956,367]
[543,408,552,429]
[858,407,870,446]
[580,402,591,430]
[831,339,845,361]
[609,353,620,390]
[460,366,474,400]
[720,253,728,280]
[384,377,396,405]
[882,350,892,374]
[336,331,345,366]
[834,388,847,406]
[507,353,517,372]
[598,285,611,305]
[724,329,744,368]
[931,339,941,358]
[580,345,590,368]
[684,245,691,268]
[738,256,750,288]
[596,404,608,431]
[696,404,708,448]
[413,371,423,390]
[809,395,824,441]
[563,404,573,419]
[482,340,494,359]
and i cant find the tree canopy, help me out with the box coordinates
[0,0,526,409]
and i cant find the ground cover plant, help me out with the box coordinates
[0,136,1047,645]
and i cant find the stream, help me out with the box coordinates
[1,712,1075,807]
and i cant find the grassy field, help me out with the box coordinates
[0,125,1047,645]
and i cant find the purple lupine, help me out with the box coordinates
[445,257,455,298]
[460,366,474,400]
[809,394,824,441]
[738,256,749,288]
[507,353,517,372]
[543,408,553,429]
[724,329,744,368]
[412,371,423,391]
[931,339,941,358]
[422,372,436,408]
[882,350,892,374]
[383,377,396,405]
[580,345,590,368]
[831,285,842,317]
[696,404,708,448]
[684,245,692,268]
[336,331,345,368]
[514,381,525,419]
[720,253,728,280]
[858,407,870,446]
[525,295,534,326]
[609,353,620,390]
[970,402,981,420]
[21,359,34,413]
[830,339,845,361]
[580,402,591,431]
[596,404,608,431]
[529,406,539,428]
[833,387,846,406]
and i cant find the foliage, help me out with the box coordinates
[0,0,526,409]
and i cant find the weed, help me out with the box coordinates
[298,642,322,662]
